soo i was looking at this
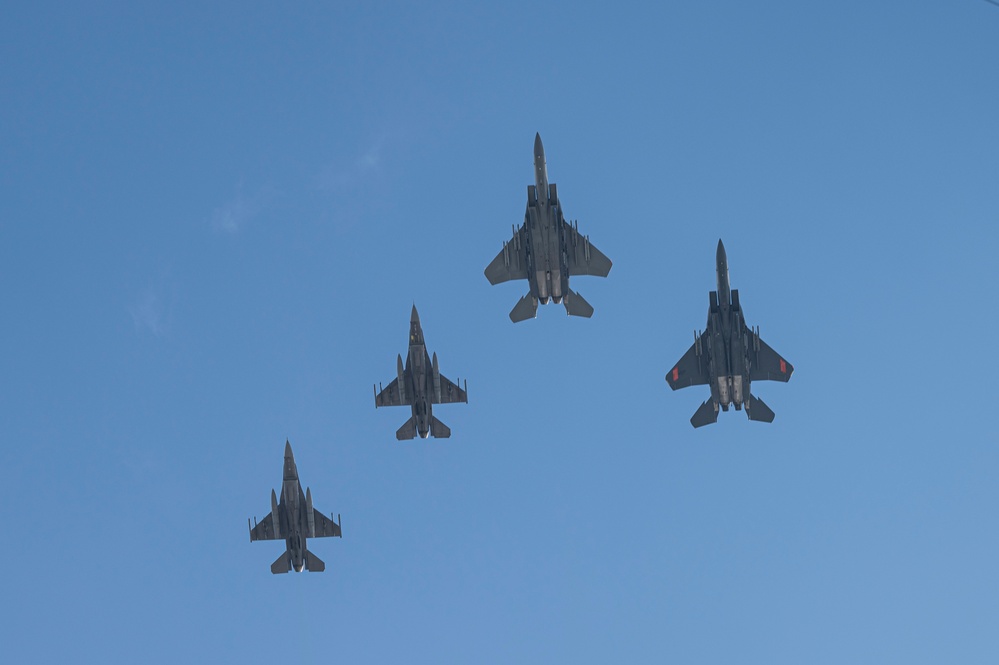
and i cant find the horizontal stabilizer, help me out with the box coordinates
[430,416,451,439]
[270,552,291,574]
[509,294,538,323]
[396,417,417,440]
[747,394,776,423]
[305,549,325,573]
[690,399,719,428]
[563,289,594,318]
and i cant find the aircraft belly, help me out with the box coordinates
[536,271,549,299]
[717,377,731,405]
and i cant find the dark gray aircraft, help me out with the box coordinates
[666,240,794,427]
[485,133,612,322]
[374,305,468,439]
[248,441,342,573]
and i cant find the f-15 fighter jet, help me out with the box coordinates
[666,240,794,428]
[374,305,468,440]
[485,133,612,322]
[249,441,342,573]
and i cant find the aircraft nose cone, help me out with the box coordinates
[716,239,727,263]
[284,440,293,458]
[410,304,420,323]
[534,133,544,159]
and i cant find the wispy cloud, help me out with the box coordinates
[130,286,172,337]
[211,183,275,234]
[317,135,387,194]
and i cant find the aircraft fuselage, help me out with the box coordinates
[525,134,568,306]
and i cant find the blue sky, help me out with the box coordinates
[2,2,998,663]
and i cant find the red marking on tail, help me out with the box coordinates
[780,359,787,373]
[672,367,679,382]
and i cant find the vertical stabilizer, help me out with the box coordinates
[430,416,451,439]
[396,417,417,440]
[691,399,719,428]
[746,394,776,423]
[509,294,538,323]
[305,550,326,573]
[270,552,291,574]
[563,289,594,318]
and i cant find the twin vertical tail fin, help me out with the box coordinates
[509,294,538,323]
[563,289,594,318]
[746,394,776,423]
[690,399,719,428]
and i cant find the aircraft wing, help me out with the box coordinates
[484,221,530,285]
[374,377,407,407]
[666,331,711,390]
[435,373,468,404]
[563,220,612,277]
[249,512,279,541]
[311,509,342,538]
[749,336,793,382]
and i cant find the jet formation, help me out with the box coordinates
[246,136,797,575]
[485,133,612,322]
[666,240,793,427]
[374,305,468,439]
[249,441,342,573]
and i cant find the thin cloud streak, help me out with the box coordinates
[210,184,276,234]
[130,287,169,337]
[317,136,386,194]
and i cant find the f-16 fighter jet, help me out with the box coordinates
[248,441,342,573]
[485,133,612,322]
[374,305,468,440]
[666,240,793,428]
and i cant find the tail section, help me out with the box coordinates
[270,552,291,574]
[305,549,326,573]
[690,399,719,428]
[509,294,538,323]
[396,417,417,440]
[746,394,776,423]
[430,416,451,439]
[563,289,594,318]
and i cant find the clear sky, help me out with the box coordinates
[2,2,998,663]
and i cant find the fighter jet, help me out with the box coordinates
[374,305,468,439]
[248,440,342,573]
[666,240,794,427]
[484,133,612,322]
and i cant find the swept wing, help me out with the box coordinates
[311,509,342,538]
[374,377,407,407]
[249,512,279,541]
[434,373,468,404]
[666,331,711,390]
[749,335,794,382]
[485,221,530,285]
[562,220,612,277]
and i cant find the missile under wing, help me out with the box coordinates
[374,305,468,439]
[665,240,793,427]
[485,133,611,322]
[249,441,342,573]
